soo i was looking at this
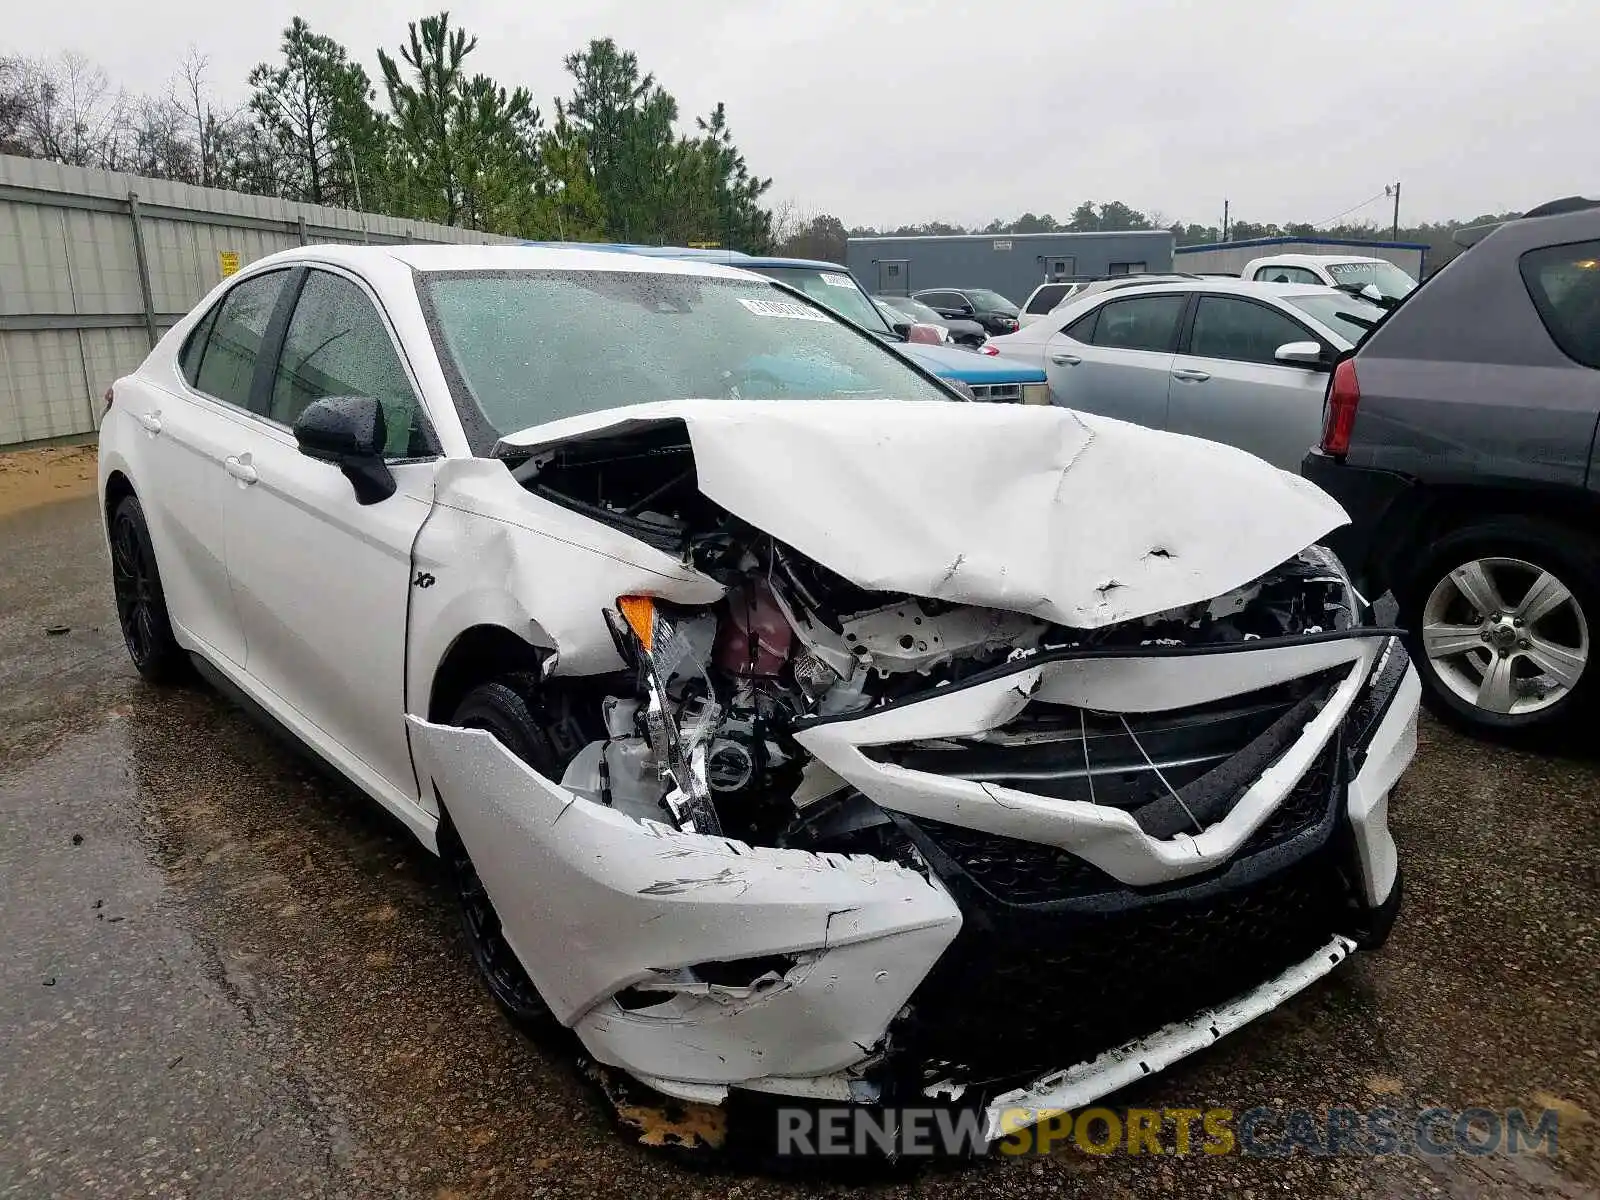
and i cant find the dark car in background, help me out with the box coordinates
[875,293,987,347]
[1303,197,1600,739]
[913,287,1022,335]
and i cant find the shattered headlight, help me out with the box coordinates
[608,595,723,835]
[1299,544,1364,629]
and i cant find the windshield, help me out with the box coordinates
[745,265,893,333]
[878,295,945,324]
[1284,293,1388,345]
[1324,260,1416,299]
[420,270,952,446]
[964,288,1019,316]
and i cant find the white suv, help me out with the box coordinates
[98,243,1416,1153]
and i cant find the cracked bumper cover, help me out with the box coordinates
[406,632,1416,1132]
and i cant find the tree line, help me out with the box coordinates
[0,14,773,250]
[776,200,1525,274]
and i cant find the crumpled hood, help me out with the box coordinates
[498,399,1349,629]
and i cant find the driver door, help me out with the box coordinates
[222,266,440,806]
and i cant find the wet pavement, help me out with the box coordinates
[2,494,1595,1199]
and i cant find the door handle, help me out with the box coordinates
[224,455,258,485]
[136,411,162,435]
[1172,368,1211,382]
[1050,353,1082,366]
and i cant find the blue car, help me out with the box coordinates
[522,243,1050,403]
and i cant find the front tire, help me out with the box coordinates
[108,493,189,684]
[1399,516,1599,740]
[442,676,564,1029]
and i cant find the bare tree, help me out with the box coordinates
[0,56,30,154]
[13,51,132,168]
[169,47,238,188]
[128,94,197,181]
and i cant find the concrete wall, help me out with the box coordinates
[1174,237,1428,280]
[846,231,1175,302]
[0,153,514,448]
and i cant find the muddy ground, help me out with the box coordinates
[1,450,1594,1199]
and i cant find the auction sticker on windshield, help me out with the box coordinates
[739,297,832,320]
[821,273,856,288]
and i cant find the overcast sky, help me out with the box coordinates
[18,0,1593,228]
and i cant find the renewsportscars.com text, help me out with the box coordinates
[771,1105,1561,1159]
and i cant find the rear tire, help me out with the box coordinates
[1397,516,1600,741]
[108,493,189,684]
[442,675,564,1030]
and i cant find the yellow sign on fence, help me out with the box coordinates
[219,251,240,277]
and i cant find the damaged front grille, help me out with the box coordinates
[905,733,1343,907]
[889,844,1351,1092]
[865,669,1344,839]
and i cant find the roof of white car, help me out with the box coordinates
[1076,278,1342,300]
[251,242,760,280]
[1246,253,1386,268]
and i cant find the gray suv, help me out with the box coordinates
[1303,197,1600,738]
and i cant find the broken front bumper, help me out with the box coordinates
[408,630,1417,1144]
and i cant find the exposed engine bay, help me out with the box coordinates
[520,423,1363,850]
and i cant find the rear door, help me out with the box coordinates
[1165,294,1329,469]
[135,269,294,666]
[1044,292,1187,430]
[222,265,440,805]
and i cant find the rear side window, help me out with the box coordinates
[1255,265,1320,285]
[1189,296,1314,364]
[1026,283,1071,314]
[1091,295,1186,352]
[191,271,288,409]
[1520,241,1600,368]
[1063,308,1099,342]
[178,306,220,386]
[919,291,958,308]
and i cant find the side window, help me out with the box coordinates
[1255,265,1318,285]
[1026,284,1069,314]
[1520,241,1600,368]
[1090,295,1186,352]
[1063,307,1100,342]
[920,291,955,308]
[1189,296,1314,364]
[268,271,430,458]
[178,305,220,387]
[192,271,288,408]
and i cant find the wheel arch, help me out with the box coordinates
[426,623,548,724]
[1372,483,1600,598]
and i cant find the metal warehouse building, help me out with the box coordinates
[1174,235,1430,279]
[846,230,1175,303]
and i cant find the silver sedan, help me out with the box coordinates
[987,280,1386,470]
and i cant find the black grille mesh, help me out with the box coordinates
[892,848,1347,1089]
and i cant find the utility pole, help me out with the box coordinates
[1222,199,1230,242]
[1387,181,1401,239]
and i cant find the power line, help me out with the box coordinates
[1309,189,1391,229]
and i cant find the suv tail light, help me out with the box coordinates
[1321,358,1360,456]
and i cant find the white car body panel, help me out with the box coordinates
[97,243,1418,1150]
[499,398,1347,630]
[408,717,961,1082]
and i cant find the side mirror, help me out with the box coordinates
[292,395,396,505]
[906,322,947,345]
[889,318,912,337]
[1274,340,1329,369]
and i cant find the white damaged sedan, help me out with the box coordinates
[98,244,1418,1151]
